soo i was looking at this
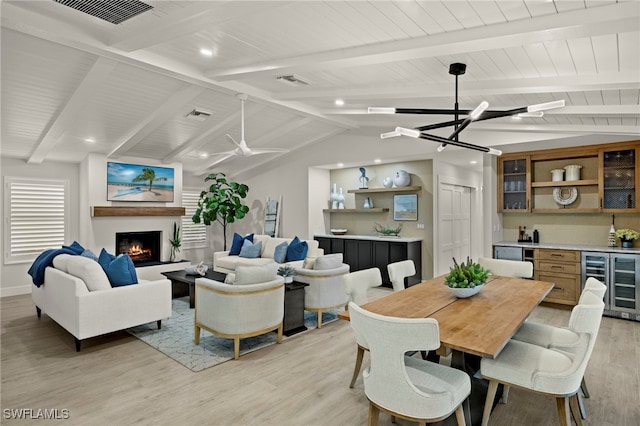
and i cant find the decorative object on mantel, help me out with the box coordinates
[552,187,578,206]
[277,265,296,283]
[359,167,369,189]
[382,177,393,188]
[608,215,617,247]
[192,172,249,251]
[169,222,181,262]
[393,170,411,187]
[185,261,208,276]
[373,222,402,238]
[371,62,565,156]
[615,228,639,248]
[444,257,489,298]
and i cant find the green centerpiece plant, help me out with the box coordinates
[277,265,296,283]
[373,222,402,237]
[615,228,639,248]
[444,257,489,298]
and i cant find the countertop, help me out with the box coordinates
[315,234,423,243]
[494,241,640,255]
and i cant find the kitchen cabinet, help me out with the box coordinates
[534,248,581,306]
[498,141,640,214]
[314,235,422,288]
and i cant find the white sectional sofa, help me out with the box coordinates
[32,254,172,351]
[213,235,323,274]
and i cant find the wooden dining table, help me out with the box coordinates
[339,274,555,426]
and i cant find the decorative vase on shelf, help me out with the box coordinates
[337,187,345,209]
[330,183,338,209]
[383,177,393,188]
[394,170,411,187]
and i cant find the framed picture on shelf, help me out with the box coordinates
[394,194,417,221]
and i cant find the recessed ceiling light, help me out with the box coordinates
[335,99,345,106]
[374,159,381,163]
[470,160,477,164]
[199,153,208,159]
[200,48,213,57]
[337,163,344,168]
[84,137,96,143]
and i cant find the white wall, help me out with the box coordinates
[1,157,80,296]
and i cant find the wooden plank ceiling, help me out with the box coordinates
[1,0,638,175]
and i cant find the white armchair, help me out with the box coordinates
[194,275,285,360]
[478,257,533,279]
[294,263,350,328]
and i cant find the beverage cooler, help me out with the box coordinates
[582,252,640,321]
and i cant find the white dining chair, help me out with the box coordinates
[480,291,605,426]
[387,260,416,292]
[478,257,533,279]
[510,277,607,412]
[348,302,470,426]
[343,268,382,388]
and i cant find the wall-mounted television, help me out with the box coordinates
[107,162,174,202]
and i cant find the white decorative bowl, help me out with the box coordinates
[448,285,483,298]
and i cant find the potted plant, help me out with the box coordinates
[277,265,296,283]
[615,228,639,248]
[373,223,402,238]
[444,257,489,298]
[169,222,181,262]
[192,172,249,251]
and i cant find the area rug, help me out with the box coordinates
[128,297,342,372]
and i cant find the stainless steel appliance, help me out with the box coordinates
[494,246,523,261]
[582,252,640,321]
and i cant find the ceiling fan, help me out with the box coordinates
[209,93,289,163]
[370,63,565,156]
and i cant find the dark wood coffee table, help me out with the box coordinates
[161,269,226,308]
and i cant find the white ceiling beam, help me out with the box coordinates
[108,85,205,157]
[278,72,640,101]
[109,2,291,52]
[206,3,639,81]
[163,104,267,162]
[27,57,118,164]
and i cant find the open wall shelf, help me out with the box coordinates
[91,206,186,217]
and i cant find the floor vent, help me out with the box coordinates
[53,0,154,25]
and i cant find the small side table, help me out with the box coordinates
[161,269,226,308]
[284,281,308,336]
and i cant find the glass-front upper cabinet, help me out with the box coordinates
[498,156,530,212]
[600,146,639,212]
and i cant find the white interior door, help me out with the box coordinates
[438,183,471,275]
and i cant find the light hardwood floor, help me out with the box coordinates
[1,288,639,426]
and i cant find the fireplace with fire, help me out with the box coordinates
[116,231,161,265]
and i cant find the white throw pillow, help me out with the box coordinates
[314,253,344,270]
[67,255,112,291]
[234,263,278,285]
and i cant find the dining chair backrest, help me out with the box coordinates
[387,260,416,292]
[348,302,468,420]
[578,277,607,304]
[344,268,382,306]
[568,291,605,346]
[478,257,533,279]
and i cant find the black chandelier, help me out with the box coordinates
[370,63,565,156]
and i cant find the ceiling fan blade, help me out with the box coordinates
[225,134,241,147]
[249,148,290,155]
[206,153,237,168]
[208,150,237,157]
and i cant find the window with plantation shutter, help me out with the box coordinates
[4,177,69,264]
[181,189,207,248]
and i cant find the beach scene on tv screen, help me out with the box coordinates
[107,162,174,202]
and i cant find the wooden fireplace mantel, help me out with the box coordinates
[91,206,186,217]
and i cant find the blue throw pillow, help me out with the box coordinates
[239,240,262,258]
[98,248,115,269]
[229,233,254,256]
[63,241,85,255]
[101,253,138,287]
[286,236,308,262]
[81,249,98,261]
[273,241,288,263]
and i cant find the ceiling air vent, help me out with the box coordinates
[186,109,212,121]
[276,75,310,86]
[53,0,153,25]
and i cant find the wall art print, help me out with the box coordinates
[107,162,174,202]
[393,194,417,221]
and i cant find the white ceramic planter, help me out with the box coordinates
[448,285,483,298]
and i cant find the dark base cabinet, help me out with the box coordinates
[315,236,422,289]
